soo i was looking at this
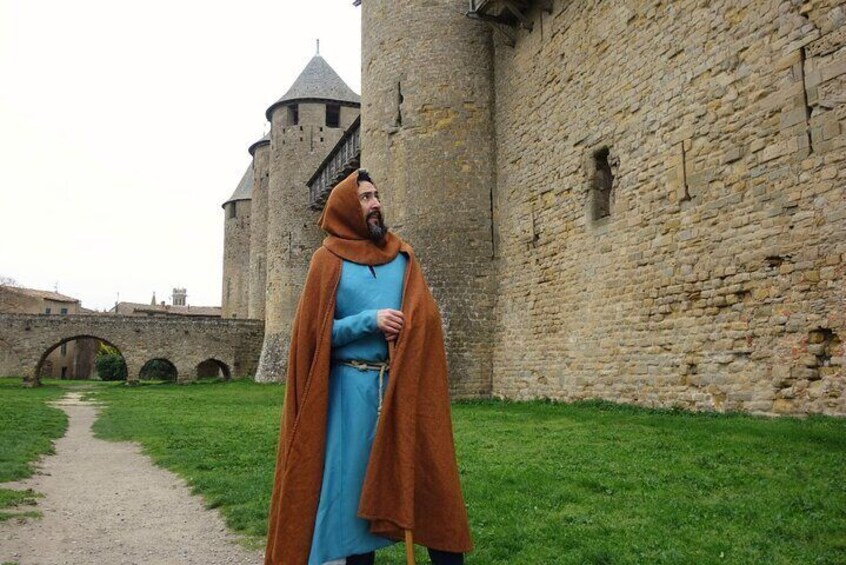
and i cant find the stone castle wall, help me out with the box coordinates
[490,0,845,414]
[227,0,844,414]
[362,0,498,397]
[222,199,251,319]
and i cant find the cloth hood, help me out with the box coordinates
[318,170,402,266]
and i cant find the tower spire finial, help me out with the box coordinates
[316,38,320,56]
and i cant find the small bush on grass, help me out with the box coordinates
[95,344,127,381]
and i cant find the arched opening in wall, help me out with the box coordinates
[196,359,231,381]
[35,336,124,381]
[139,359,178,382]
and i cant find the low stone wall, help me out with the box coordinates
[0,314,264,384]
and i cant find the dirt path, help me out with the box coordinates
[0,393,264,565]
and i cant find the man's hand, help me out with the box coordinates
[376,308,404,341]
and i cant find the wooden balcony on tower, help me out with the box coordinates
[307,116,361,210]
[466,0,552,46]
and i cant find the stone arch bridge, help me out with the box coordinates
[0,314,264,385]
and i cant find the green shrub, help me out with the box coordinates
[95,345,127,382]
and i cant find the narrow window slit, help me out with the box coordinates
[592,147,614,220]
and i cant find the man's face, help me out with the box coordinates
[357,180,387,242]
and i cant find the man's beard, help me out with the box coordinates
[366,211,388,242]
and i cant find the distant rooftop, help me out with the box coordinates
[111,301,222,318]
[223,163,253,206]
[266,54,360,120]
[1,285,80,304]
[248,132,270,156]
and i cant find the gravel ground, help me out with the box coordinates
[0,392,264,565]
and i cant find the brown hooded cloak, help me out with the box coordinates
[264,171,473,565]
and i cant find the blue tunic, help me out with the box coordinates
[308,254,407,565]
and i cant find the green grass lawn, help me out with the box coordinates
[84,380,846,564]
[0,378,68,521]
[455,400,846,564]
[3,377,845,563]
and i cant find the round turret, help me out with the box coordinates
[265,54,360,128]
[248,133,271,320]
[221,164,253,319]
[248,131,271,157]
[361,0,497,397]
[255,53,362,382]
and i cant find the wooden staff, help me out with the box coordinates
[405,529,415,565]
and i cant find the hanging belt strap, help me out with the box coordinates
[340,360,390,418]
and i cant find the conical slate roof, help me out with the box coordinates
[222,163,253,206]
[265,55,360,120]
[248,132,271,156]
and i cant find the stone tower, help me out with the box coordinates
[221,165,252,319]
[361,0,497,397]
[255,53,361,382]
[171,288,187,307]
[248,132,270,320]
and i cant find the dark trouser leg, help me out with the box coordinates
[427,548,464,565]
[346,551,375,565]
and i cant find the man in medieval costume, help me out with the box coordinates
[265,169,472,565]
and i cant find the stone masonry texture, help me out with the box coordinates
[222,199,251,319]
[225,0,845,415]
[254,99,360,383]
[488,0,845,415]
[0,286,97,379]
[249,140,271,321]
[361,0,498,398]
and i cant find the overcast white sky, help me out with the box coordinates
[0,0,361,311]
